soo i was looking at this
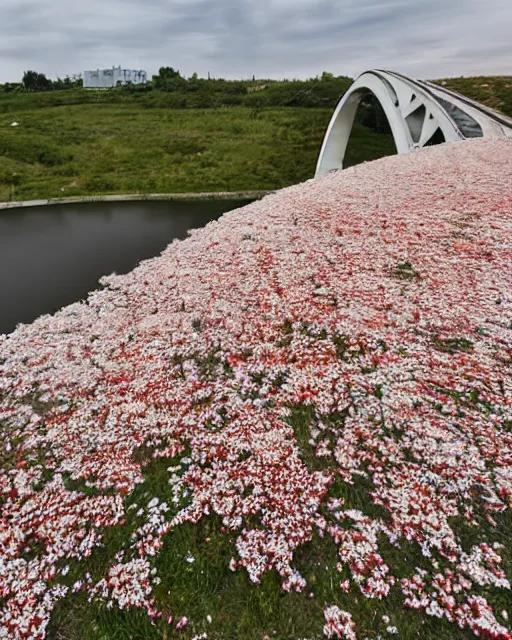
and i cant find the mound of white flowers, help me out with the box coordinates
[1,138,511,640]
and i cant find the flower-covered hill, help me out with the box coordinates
[1,138,511,640]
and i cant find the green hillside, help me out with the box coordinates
[0,74,509,202]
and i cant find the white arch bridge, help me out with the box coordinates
[315,69,512,177]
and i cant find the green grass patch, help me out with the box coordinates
[433,337,474,353]
[390,261,421,281]
[0,105,334,201]
[434,75,512,117]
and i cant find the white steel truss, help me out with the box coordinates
[315,70,512,177]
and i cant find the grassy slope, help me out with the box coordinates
[1,75,508,203]
[0,104,395,202]
[435,75,512,116]
[45,406,512,640]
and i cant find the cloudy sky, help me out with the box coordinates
[1,0,511,82]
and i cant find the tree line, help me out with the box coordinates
[0,68,353,108]
[0,67,392,133]
[0,70,83,93]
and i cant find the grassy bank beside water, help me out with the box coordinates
[0,75,510,202]
[0,105,396,202]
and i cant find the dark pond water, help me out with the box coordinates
[0,199,250,335]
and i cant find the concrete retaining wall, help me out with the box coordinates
[0,191,275,211]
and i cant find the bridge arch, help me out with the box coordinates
[315,71,462,177]
[315,70,512,178]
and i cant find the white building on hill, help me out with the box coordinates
[84,66,147,88]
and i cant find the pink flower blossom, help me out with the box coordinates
[176,616,188,630]
[324,606,357,639]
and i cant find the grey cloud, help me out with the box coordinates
[0,0,511,81]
